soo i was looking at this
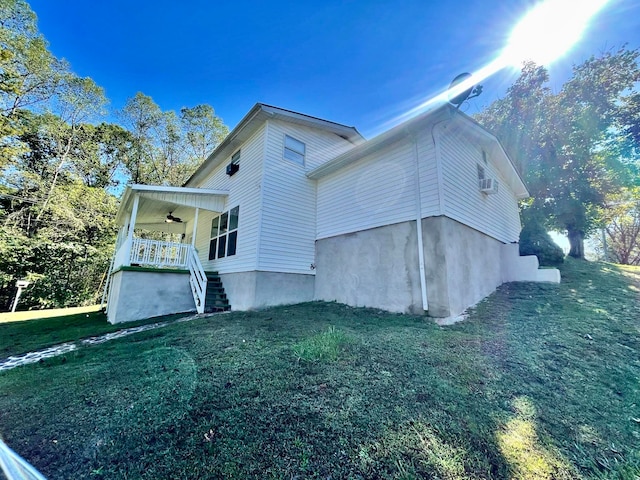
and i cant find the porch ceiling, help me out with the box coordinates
[116,185,229,231]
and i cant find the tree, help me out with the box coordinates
[181,104,229,164]
[476,48,640,259]
[597,188,640,265]
[120,92,228,186]
[0,0,67,167]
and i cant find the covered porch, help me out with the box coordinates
[104,184,229,324]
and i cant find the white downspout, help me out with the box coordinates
[125,194,140,267]
[411,134,429,312]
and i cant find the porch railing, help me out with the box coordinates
[129,238,190,268]
[187,247,207,314]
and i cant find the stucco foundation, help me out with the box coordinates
[107,268,195,324]
[220,271,315,310]
[315,216,559,319]
[314,221,423,314]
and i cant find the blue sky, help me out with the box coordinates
[28,0,640,138]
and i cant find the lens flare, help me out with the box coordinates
[501,0,611,67]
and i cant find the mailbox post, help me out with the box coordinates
[10,280,30,313]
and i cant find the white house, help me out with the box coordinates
[104,103,559,324]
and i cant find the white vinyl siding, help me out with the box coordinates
[258,120,356,273]
[192,124,266,273]
[316,138,422,240]
[416,131,440,218]
[440,127,521,243]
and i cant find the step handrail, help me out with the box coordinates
[187,246,207,314]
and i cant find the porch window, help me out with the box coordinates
[208,206,239,260]
[284,135,305,165]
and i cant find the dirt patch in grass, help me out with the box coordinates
[0,259,638,479]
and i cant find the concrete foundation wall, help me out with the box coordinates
[220,271,315,310]
[422,217,503,317]
[314,221,423,313]
[315,216,559,320]
[107,270,195,324]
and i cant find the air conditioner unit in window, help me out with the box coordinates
[226,162,239,176]
[479,177,499,194]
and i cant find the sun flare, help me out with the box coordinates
[502,0,611,67]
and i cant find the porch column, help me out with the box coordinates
[125,194,140,267]
[192,207,199,247]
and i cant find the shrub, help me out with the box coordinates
[519,221,565,266]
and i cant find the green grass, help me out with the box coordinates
[0,310,192,358]
[292,325,352,363]
[0,258,638,479]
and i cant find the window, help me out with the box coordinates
[208,206,239,260]
[231,150,240,165]
[284,135,305,165]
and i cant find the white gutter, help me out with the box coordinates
[410,134,429,312]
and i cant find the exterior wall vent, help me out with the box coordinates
[479,178,499,194]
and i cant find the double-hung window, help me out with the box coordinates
[208,206,239,260]
[284,135,305,165]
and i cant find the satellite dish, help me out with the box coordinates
[448,72,483,108]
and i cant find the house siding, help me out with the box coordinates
[257,120,356,274]
[439,124,521,244]
[193,124,265,273]
[316,136,442,240]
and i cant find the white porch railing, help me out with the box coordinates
[129,238,190,268]
[187,247,207,314]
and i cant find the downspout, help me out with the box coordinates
[410,134,429,312]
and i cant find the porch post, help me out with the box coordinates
[125,194,140,267]
[192,207,199,247]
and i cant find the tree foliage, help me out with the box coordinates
[596,188,640,265]
[476,48,640,259]
[120,93,227,186]
[0,0,228,310]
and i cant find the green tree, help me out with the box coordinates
[476,48,640,259]
[181,104,229,163]
[120,92,228,186]
[597,188,640,265]
[0,0,67,167]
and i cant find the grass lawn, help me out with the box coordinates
[0,309,192,359]
[0,258,638,479]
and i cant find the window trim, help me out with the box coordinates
[283,134,306,166]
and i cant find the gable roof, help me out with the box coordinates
[184,103,365,187]
[307,104,528,199]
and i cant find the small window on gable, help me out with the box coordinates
[481,149,488,165]
[284,135,305,165]
[477,164,486,180]
[231,150,240,165]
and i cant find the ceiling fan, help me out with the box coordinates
[165,212,183,223]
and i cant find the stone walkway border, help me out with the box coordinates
[0,312,224,372]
